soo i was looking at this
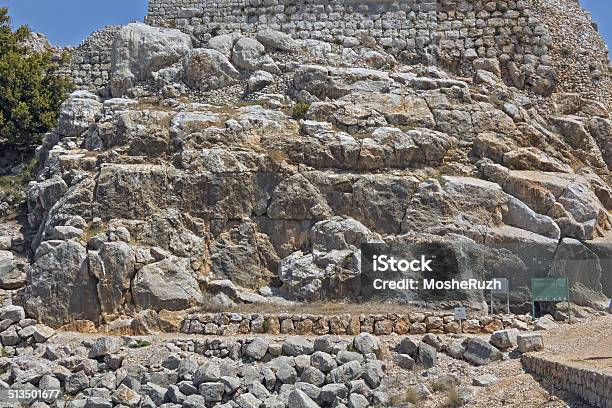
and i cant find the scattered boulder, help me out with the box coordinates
[463,339,502,366]
[489,328,519,350]
[247,70,274,93]
[232,37,275,72]
[517,333,544,353]
[417,343,437,368]
[473,374,499,387]
[256,29,297,51]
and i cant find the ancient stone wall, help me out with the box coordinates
[61,25,121,92]
[522,355,612,408]
[145,0,552,73]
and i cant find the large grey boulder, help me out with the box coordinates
[110,22,192,96]
[256,29,297,52]
[232,37,277,72]
[23,240,101,327]
[132,258,203,311]
[489,328,519,350]
[207,33,243,57]
[57,91,103,137]
[517,333,544,353]
[417,343,437,368]
[247,70,274,93]
[182,48,240,92]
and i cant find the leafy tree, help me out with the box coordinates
[0,7,72,149]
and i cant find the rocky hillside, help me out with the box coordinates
[0,4,611,329]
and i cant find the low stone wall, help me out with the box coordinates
[181,311,528,336]
[522,355,612,408]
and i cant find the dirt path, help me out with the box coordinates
[539,315,612,373]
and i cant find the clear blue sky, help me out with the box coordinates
[0,0,148,46]
[0,0,610,49]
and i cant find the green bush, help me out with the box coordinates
[0,7,72,149]
[292,101,310,120]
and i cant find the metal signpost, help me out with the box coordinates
[531,277,570,320]
[490,278,510,315]
[454,307,466,333]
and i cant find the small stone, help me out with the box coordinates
[394,354,415,370]
[310,351,337,373]
[199,382,225,402]
[472,374,499,387]
[300,366,325,386]
[65,371,90,394]
[193,362,221,385]
[32,324,56,343]
[348,393,369,408]
[236,392,262,408]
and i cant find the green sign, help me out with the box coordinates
[531,277,569,301]
[531,277,570,319]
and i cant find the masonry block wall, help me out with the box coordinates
[145,0,553,72]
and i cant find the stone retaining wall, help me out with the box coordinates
[522,355,612,408]
[181,311,529,336]
[146,0,552,75]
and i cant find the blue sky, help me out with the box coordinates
[0,0,148,46]
[0,0,610,49]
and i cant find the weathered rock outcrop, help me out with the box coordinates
[4,8,610,326]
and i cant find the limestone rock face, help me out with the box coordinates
[24,240,100,327]
[12,14,612,326]
[132,258,203,311]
